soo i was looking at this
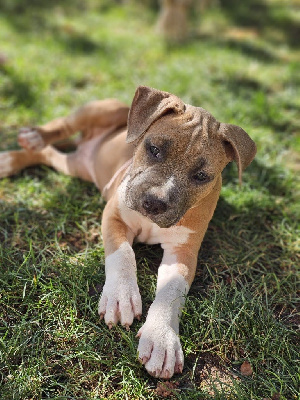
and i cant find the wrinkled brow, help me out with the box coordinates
[192,157,206,171]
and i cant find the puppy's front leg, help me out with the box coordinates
[137,248,196,379]
[98,203,142,329]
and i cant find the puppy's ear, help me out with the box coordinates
[126,86,185,143]
[219,123,257,184]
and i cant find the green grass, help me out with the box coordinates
[0,0,299,399]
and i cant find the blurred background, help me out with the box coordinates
[0,0,299,171]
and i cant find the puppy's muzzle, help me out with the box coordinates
[142,194,168,216]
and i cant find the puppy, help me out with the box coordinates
[0,86,256,379]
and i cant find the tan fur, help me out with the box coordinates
[35,99,129,146]
[175,175,222,285]
[101,193,135,257]
[0,86,256,379]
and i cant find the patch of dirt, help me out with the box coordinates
[88,283,103,298]
[155,381,180,398]
[190,353,239,397]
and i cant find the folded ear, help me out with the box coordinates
[219,123,257,184]
[126,86,185,143]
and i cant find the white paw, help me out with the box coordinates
[98,278,142,329]
[18,128,45,151]
[137,322,184,379]
[0,152,15,178]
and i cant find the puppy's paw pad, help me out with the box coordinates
[18,129,45,151]
[0,152,16,178]
[138,323,184,379]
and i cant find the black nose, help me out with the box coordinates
[142,195,168,215]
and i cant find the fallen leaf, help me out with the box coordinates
[240,361,253,376]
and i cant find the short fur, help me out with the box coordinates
[0,86,256,379]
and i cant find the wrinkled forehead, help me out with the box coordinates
[142,105,227,174]
[146,104,221,150]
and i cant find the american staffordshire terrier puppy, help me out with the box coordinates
[0,86,256,379]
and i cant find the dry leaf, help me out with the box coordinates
[240,361,253,376]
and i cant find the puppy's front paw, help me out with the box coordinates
[0,152,17,178]
[18,128,45,151]
[137,322,184,379]
[98,279,142,329]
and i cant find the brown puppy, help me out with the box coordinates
[0,86,256,379]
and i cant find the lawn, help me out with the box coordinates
[0,0,299,399]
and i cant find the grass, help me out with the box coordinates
[0,0,299,398]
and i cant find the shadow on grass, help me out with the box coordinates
[191,32,279,63]
[0,1,111,57]
[0,202,47,267]
[56,31,101,54]
[0,169,103,254]
[166,0,299,64]
[0,0,81,13]
[222,37,277,62]
[0,65,38,109]
[223,159,295,197]
[211,73,300,135]
[213,75,270,99]
[218,0,300,48]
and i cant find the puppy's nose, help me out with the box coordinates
[142,195,168,215]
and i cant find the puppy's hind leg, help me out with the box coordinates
[18,99,129,152]
[0,150,22,178]
[0,146,88,182]
[0,149,51,178]
[38,145,95,183]
[18,107,85,152]
[18,115,76,152]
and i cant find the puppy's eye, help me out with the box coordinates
[149,145,160,158]
[192,171,208,183]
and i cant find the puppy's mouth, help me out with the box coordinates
[126,193,182,228]
[140,209,179,228]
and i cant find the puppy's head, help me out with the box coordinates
[124,86,256,228]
